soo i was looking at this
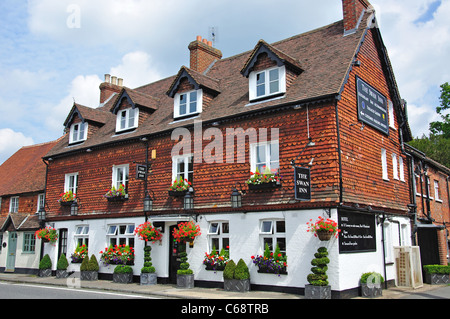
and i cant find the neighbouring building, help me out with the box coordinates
[0,140,59,273]
[405,144,450,271]
[33,0,421,298]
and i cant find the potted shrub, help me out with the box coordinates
[246,167,281,190]
[360,272,384,298]
[203,246,229,272]
[251,244,287,275]
[70,244,88,263]
[306,216,341,241]
[104,184,128,202]
[113,265,134,284]
[168,177,191,196]
[140,246,157,285]
[305,247,331,299]
[177,251,194,289]
[56,253,69,279]
[423,265,450,285]
[80,255,99,281]
[39,254,52,277]
[223,259,250,293]
[35,226,58,243]
[58,190,76,206]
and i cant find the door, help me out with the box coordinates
[169,225,186,284]
[58,229,68,260]
[6,232,17,272]
[417,228,440,278]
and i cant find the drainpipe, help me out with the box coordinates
[379,214,388,289]
[334,99,343,204]
[40,158,49,261]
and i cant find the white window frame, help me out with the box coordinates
[259,219,286,254]
[250,140,279,174]
[9,196,19,213]
[249,66,286,101]
[69,122,88,144]
[116,107,139,132]
[383,221,394,263]
[64,173,79,194]
[399,156,405,182]
[174,89,203,119]
[37,194,45,212]
[112,164,129,192]
[74,225,89,247]
[392,153,399,180]
[381,149,389,181]
[172,154,194,184]
[23,232,36,253]
[388,101,396,129]
[434,180,442,202]
[207,221,230,252]
[106,224,135,248]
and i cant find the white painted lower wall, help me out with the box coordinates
[43,209,411,294]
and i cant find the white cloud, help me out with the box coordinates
[0,129,34,165]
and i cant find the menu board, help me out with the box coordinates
[338,210,376,253]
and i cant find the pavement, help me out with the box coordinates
[0,272,448,299]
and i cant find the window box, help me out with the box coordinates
[248,181,281,190]
[60,200,74,207]
[168,190,187,197]
[106,194,128,202]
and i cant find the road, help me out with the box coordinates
[0,281,160,299]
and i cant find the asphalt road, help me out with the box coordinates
[0,281,159,299]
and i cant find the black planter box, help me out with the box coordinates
[113,273,133,284]
[305,285,331,299]
[223,279,250,293]
[248,182,281,191]
[205,264,226,271]
[59,201,74,207]
[106,195,128,202]
[56,270,69,279]
[81,271,98,281]
[360,283,382,298]
[168,190,187,197]
[256,266,287,275]
[425,273,450,285]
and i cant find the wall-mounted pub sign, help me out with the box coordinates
[356,76,389,135]
[136,164,147,180]
[294,166,311,201]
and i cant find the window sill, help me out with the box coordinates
[247,93,285,106]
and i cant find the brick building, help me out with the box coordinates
[0,140,59,273]
[34,0,418,297]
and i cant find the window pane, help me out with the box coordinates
[126,225,135,234]
[189,91,197,113]
[276,221,285,233]
[107,225,117,235]
[256,145,266,166]
[119,225,126,235]
[261,221,273,233]
[269,69,279,94]
[179,94,187,115]
[72,124,79,141]
[222,238,229,250]
[119,238,126,246]
[211,238,219,250]
[276,237,286,253]
[263,237,273,251]
[128,108,135,127]
[222,222,229,234]
[75,227,83,235]
[120,111,127,129]
[270,143,279,171]
[209,223,219,235]
[79,122,85,139]
[256,72,266,97]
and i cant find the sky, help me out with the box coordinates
[0,0,449,165]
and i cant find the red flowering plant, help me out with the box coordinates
[246,167,281,185]
[203,246,230,271]
[100,244,135,265]
[58,190,76,203]
[134,222,163,244]
[172,221,201,243]
[251,243,287,276]
[35,226,58,243]
[71,243,88,263]
[168,176,191,192]
[306,216,341,239]
[104,184,127,199]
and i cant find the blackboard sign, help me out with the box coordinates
[136,164,147,180]
[356,76,389,135]
[294,166,311,201]
[338,210,376,253]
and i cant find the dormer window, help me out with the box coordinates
[69,122,88,144]
[116,107,139,132]
[249,66,286,101]
[174,89,203,119]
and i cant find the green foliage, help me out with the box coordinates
[263,243,271,259]
[39,254,52,270]
[88,254,99,271]
[429,82,450,139]
[234,259,250,280]
[177,251,193,275]
[409,134,450,168]
[141,245,155,273]
[223,259,236,280]
[80,256,89,271]
[56,253,69,270]
[307,247,330,286]
[360,272,384,284]
[423,264,450,274]
[114,265,133,274]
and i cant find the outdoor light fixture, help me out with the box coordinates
[38,206,46,221]
[184,191,194,210]
[143,192,153,212]
[70,199,79,216]
[231,187,242,208]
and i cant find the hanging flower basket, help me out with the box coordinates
[35,226,58,244]
[306,216,341,241]
[134,222,163,244]
[172,221,201,244]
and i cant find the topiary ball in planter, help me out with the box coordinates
[113,265,134,284]
[56,253,69,279]
[305,247,331,299]
[141,246,157,285]
[39,254,52,277]
[80,255,98,281]
[177,252,194,289]
[223,259,250,293]
[360,272,384,298]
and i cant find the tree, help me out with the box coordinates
[429,82,450,138]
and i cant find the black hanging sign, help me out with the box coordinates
[136,164,147,180]
[356,76,389,135]
[294,166,311,201]
[338,210,376,253]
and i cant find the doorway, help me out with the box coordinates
[417,227,440,277]
[168,224,186,284]
[6,232,17,272]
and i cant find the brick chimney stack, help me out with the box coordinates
[99,74,123,104]
[342,0,371,34]
[188,36,222,73]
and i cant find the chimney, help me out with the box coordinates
[342,0,370,34]
[99,74,123,104]
[188,36,222,73]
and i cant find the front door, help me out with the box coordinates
[169,225,186,284]
[6,232,17,272]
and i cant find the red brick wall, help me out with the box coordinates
[342,0,370,32]
[189,38,222,73]
[0,193,43,217]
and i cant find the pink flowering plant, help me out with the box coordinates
[104,184,127,199]
[246,167,281,185]
[35,226,58,243]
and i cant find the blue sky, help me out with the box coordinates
[0,0,449,164]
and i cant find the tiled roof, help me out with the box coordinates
[45,14,407,158]
[0,140,59,196]
[0,213,40,231]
